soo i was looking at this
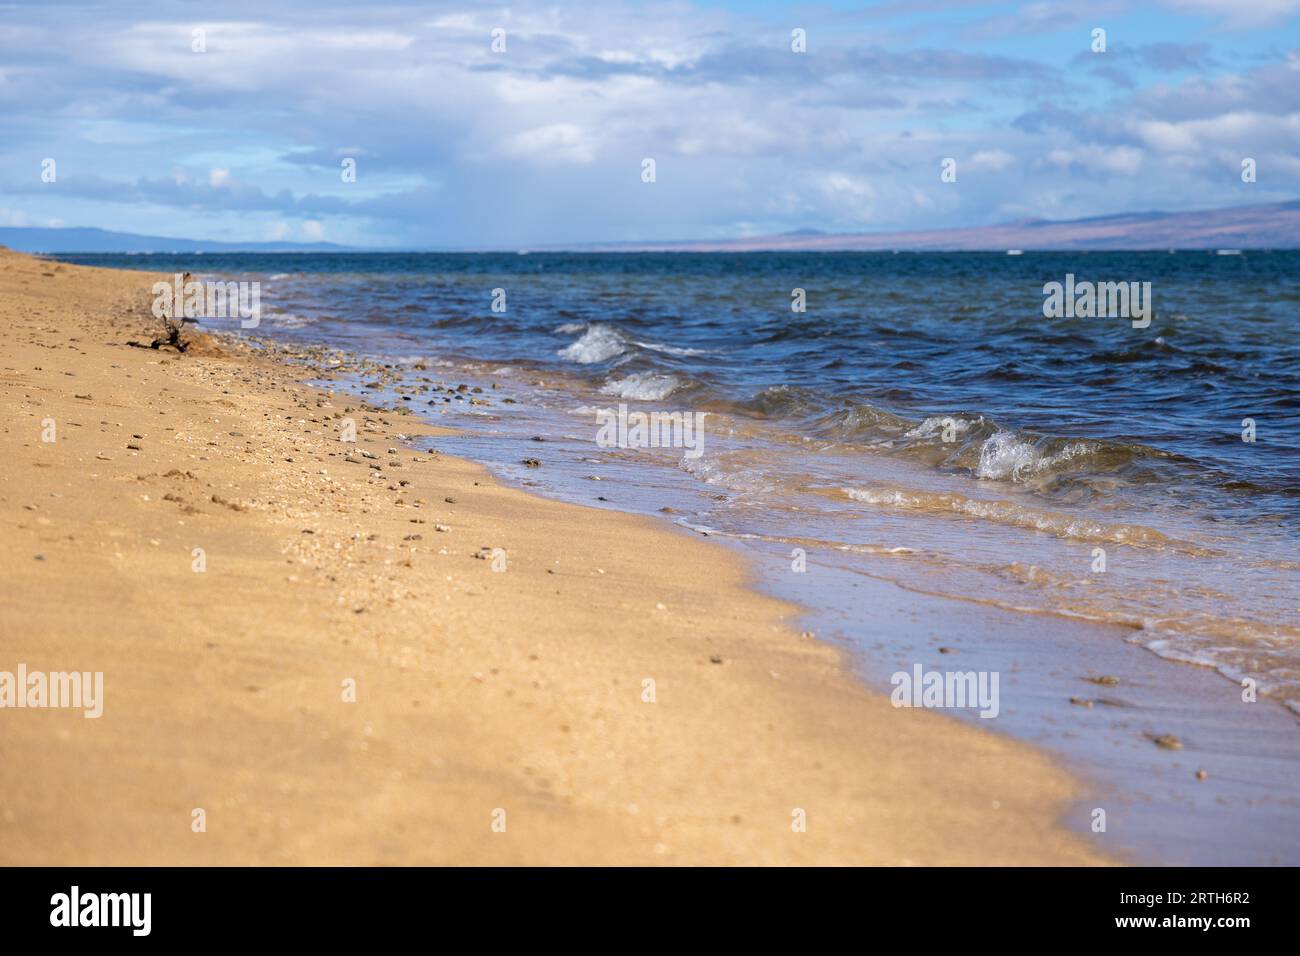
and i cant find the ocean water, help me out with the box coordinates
[64,251,1300,713]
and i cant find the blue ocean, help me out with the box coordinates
[61,250,1300,714]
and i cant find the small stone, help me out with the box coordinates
[1150,733,1183,750]
[1195,769,1208,780]
[434,524,450,532]
[1085,675,1120,686]
[444,496,456,504]
[709,654,723,664]
[521,458,541,468]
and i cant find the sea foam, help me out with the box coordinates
[599,371,680,401]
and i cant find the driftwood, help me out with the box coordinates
[128,272,193,352]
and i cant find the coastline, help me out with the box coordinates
[328,339,1300,866]
[0,248,1110,865]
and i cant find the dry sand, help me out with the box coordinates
[0,248,1109,865]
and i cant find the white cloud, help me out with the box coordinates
[1046,145,1144,176]
[1136,112,1300,155]
[1134,120,1201,153]
[967,149,1015,172]
[0,1,1296,244]
[501,124,595,165]
[1160,0,1300,27]
[816,173,877,219]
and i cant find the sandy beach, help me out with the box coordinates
[0,247,1113,865]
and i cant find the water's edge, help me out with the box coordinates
[279,342,1300,866]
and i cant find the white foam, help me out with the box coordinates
[975,432,1038,480]
[904,415,982,441]
[843,485,1182,550]
[974,432,1088,482]
[599,371,680,401]
[558,324,627,364]
[681,456,774,493]
[266,311,311,329]
[636,340,710,357]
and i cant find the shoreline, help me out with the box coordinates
[317,344,1300,865]
[0,247,1112,865]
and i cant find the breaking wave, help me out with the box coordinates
[840,485,1214,554]
[557,323,629,364]
[599,371,681,401]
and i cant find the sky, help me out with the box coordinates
[1,0,1298,248]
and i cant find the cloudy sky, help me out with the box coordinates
[1,0,1298,247]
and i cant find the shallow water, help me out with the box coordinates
[64,251,1300,716]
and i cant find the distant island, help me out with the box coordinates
[0,226,363,254]
[3,199,1299,253]
[576,200,1300,252]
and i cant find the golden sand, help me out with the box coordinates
[0,248,1108,864]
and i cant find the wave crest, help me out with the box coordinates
[557,323,628,364]
[599,371,680,401]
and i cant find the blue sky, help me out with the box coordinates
[1,0,1298,247]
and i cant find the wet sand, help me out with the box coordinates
[0,247,1110,865]
[328,334,1300,865]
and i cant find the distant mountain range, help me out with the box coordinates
[576,200,1300,252]
[2,200,1299,253]
[0,226,360,253]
